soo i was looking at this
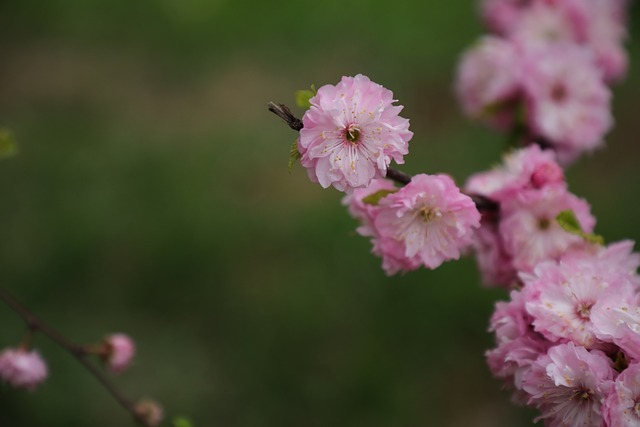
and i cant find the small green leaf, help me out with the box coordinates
[556,210,582,233]
[556,210,604,246]
[294,84,316,109]
[0,128,17,159]
[173,417,194,427]
[362,189,397,206]
[288,140,301,173]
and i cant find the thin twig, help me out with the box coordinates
[0,287,149,426]
[267,102,303,131]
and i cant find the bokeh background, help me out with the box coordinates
[0,1,639,426]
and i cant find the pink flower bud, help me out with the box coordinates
[0,348,48,390]
[103,333,135,374]
[530,161,564,188]
[134,399,164,427]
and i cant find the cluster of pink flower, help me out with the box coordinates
[278,2,636,424]
[298,75,481,274]
[469,145,640,425]
[456,0,628,164]
[0,333,135,390]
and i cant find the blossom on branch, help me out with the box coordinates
[298,74,413,192]
[0,348,48,390]
[103,333,136,374]
[372,174,480,272]
[521,45,612,164]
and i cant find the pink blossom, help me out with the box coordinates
[575,0,629,81]
[603,363,640,426]
[104,333,135,374]
[591,290,640,361]
[0,348,48,390]
[499,185,595,272]
[522,342,615,427]
[373,174,481,272]
[455,36,520,127]
[521,45,612,163]
[562,240,640,286]
[298,74,413,192]
[523,254,636,348]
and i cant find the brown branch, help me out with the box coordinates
[267,102,303,131]
[0,287,150,426]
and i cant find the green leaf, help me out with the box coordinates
[362,189,397,206]
[0,128,17,159]
[288,140,301,173]
[556,210,604,246]
[173,417,194,427]
[556,210,582,233]
[294,84,316,109]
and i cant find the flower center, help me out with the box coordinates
[538,218,551,230]
[571,386,592,402]
[418,206,441,223]
[634,400,640,418]
[550,83,568,103]
[345,124,361,144]
[576,302,594,320]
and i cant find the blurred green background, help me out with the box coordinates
[0,1,639,426]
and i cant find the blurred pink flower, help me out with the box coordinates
[499,185,595,272]
[104,333,135,374]
[603,363,640,426]
[455,36,520,127]
[521,45,612,163]
[0,348,48,390]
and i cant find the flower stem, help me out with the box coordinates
[0,287,151,426]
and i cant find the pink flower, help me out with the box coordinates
[455,36,520,127]
[374,174,481,271]
[571,0,629,82]
[298,74,413,192]
[521,45,612,163]
[522,342,615,427]
[0,348,48,390]
[603,363,640,426]
[104,333,135,374]
[591,290,640,361]
[523,254,636,348]
[499,185,595,272]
